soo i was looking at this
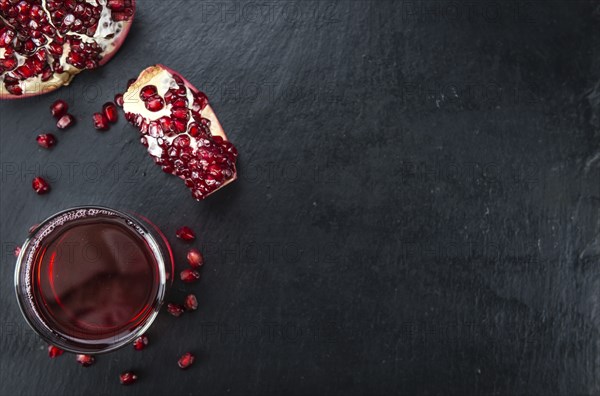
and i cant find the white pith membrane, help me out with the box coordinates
[123,65,238,201]
[0,0,134,98]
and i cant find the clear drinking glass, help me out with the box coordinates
[14,206,174,354]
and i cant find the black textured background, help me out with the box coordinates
[1,0,600,395]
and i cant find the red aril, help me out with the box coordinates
[13,245,21,257]
[0,0,136,99]
[76,354,95,367]
[180,269,200,283]
[50,99,68,118]
[32,176,50,194]
[36,133,56,148]
[167,303,184,317]
[184,294,198,311]
[115,93,124,107]
[93,112,109,131]
[119,372,137,385]
[187,248,204,268]
[133,335,148,351]
[177,352,195,369]
[56,114,75,129]
[48,345,63,358]
[103,102,118,123]
[123,65,238,201]
[176,226,195,241]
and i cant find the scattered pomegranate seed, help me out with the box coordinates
[103,102,118,123]
[127,78,137,88]
[184,294,198,311]
[32,177,50,194]
[187,248,204,268]
[48,345,64,358]
[76,354,95,367]
[56,114,75,130]
[119,372,137,385]
[36,133,57,149]
[114,93,124,107]
[50,100,68,118]
[92,112,110,131]
[167,303,184,317]
[13,246,21,257]
[176,226,196,241]
[180,269,200,283]
[133,335,148,351]
[177,352,195,369]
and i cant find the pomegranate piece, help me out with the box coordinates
[92,112,109,131]
[184,294,198,311]
[32,177,50,194]
[167,303,184,317]
[187,248,204,268]
[48,345,63,358]
[180,269,200,283]
[133,335,148,351]
[0,1,136,99]
[123,65,238,201]
[177,352,195,369]
[13,245,21,257]
[119,372,137,385]
[176,226,196,241]
[36,133,57,149]
[50,100,68,118]
[115,93,124,107]
[76,354,95,367]
[56,114,75,130]
[103,102,118,123]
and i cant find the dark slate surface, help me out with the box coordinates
[1,0,600,394]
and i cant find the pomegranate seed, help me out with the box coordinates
[13,246,21,257]
[180,269,200,283]
[177,352,195,369]
[167,303,184,317]
[114,93,124,107]
[29,224,39,233]
[133,335,148,351]
[56,114,75,129]
[32,177,50,194]
[50,100,68,118]
[145,96,164,112]
[92,112,110,131]
[127,78,137,89]
[119,372,137,385]
[76,354,95,367]
[187,248,204,268]
[36,133,57,149]
[184,294,198,311]
[48,345,63,358]
[103,102,118,123]
[176,226,196,241]
[140,85,157,100]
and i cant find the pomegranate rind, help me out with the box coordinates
[0,0,136,100]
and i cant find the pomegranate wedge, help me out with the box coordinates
[123,65,238,201]
[0,0,135,99]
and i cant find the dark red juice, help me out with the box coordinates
[31,216,160,341]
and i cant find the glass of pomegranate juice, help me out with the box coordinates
[14,206,174,354]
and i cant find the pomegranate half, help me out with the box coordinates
[123,65,238,201]
[0,0,135,99]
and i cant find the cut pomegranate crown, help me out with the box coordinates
[123,65,238,201]
[0,0,135,99]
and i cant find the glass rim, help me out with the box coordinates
[14,205,172,355]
